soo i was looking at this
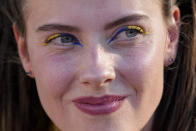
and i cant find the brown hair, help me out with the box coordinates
[0,0,52,130]
[152,0,196,130]
[0,0,195,131]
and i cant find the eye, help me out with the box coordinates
[107,25,149,45]
[125,29,140,37]
[41,33,82,47]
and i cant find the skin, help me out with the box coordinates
[14,0,180,130]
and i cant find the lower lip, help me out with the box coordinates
[73,99,125,115]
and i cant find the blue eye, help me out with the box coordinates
[125,29,140,37]
[107,26,148,45]
[42,33,82,47]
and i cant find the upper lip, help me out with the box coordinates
[72,95,127,105]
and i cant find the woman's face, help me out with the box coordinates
[16,0,179,130]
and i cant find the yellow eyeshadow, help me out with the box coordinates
[41,33,61,46]
[127,25,150,34]
[47,34,61,42]
[41,43,48,46]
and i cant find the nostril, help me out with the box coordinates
[82,78,113,87]
[83,81,90,85]
[80,69,116,87]
[104,79,112,83]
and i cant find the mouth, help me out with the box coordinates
[72,95,126,115]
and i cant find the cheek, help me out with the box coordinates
[117,39,165,106]
[114,39,165,128]
[32,54,77,99]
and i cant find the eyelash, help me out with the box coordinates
[41,33,82,46]
[41,25,149,46]
[107,25,149,45]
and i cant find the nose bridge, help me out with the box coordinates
[91,44,108,67]
[79,44,115,88]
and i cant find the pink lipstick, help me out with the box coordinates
[72,95,126,115]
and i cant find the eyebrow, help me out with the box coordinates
[36,14,150,33]
[36,24,80,33]
[104,14,150,30]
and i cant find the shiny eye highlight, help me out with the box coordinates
[107,25,150,45]
[41,33,82,47]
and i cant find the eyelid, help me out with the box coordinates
[41,33,81,46]
[107,25,150,45]
[40,25,150,46]
[41,33,61,46]
[46,33,61,42]
[127,25,150,34]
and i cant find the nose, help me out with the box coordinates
[80,67,115,88]
[79,46,116,88]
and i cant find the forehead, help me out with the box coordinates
[24,0,161,15]
[24,0,162,31]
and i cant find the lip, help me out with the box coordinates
[72,95,126,115]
